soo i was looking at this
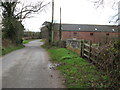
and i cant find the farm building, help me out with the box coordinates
[41,22,119,44]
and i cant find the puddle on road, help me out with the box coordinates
[48,63,61,70]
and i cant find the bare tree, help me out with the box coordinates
[0,0,50,45]
[91,0,119,23]
[0,0,50,21]
[15,1,50,21]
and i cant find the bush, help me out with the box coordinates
[41,40,52,49]
[96,41,120,88]
[114,40,120,50]
[52,40,66,48]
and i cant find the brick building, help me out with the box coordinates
[41,23,119,44]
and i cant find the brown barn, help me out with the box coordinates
[41,22,119,44]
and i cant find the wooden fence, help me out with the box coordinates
[66,39,119,69]
[81,40,105,67]
[66,39,120,86]
[66,39,103,67]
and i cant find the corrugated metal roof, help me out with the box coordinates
[55,24,118,32]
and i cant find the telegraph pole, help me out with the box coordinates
[59,7,62,40]
[51,0,54,43]
[118,1,120,40]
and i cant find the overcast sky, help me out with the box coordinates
[9,0,120,32]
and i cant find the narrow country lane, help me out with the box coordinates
[2,40,65,88]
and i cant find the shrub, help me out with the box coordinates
[114,40,120,50]
[52,40,66,48]
[96,41,120,88]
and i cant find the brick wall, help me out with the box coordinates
[55,31,118,44]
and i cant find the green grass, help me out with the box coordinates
[1,39,34,56]
[1,39,35,56]
[48,47,110,88]
[1,45,24,56]
[40,39,45,42]
[22,39,34,44]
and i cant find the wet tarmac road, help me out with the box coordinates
[2,40,65,88]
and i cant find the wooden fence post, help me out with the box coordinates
[80,40,83,57]
[81,40,85,57]
[97,42,100,49]
[89,40,92,60]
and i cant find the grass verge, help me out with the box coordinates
[1,39,35,56]
[22,39,34,44]
[48,47,111,88]
[1,45,24,56]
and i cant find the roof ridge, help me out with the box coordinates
[54,23,118,26]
